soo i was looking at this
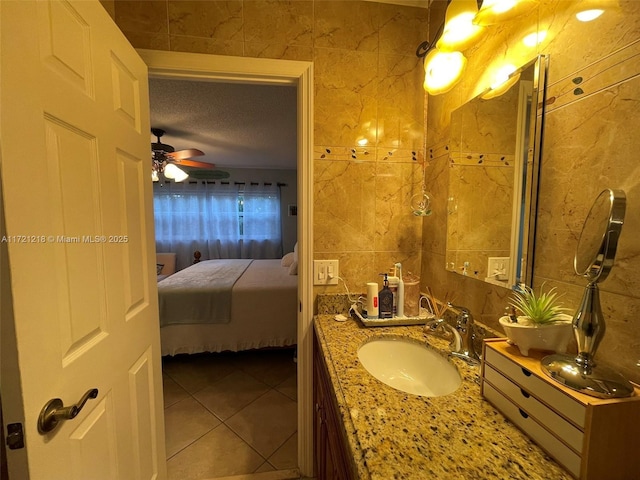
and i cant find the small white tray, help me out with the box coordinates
[350,306,435,327]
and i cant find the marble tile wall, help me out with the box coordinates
[422,0,640,383]
[108,0,429,296]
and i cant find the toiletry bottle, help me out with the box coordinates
[395,262,405,317]
[387,269,399,316]
[366,282,379,319]
[378,273,394,319]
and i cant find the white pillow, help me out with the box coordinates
[293,242,298,262]
[281,252,295,267]
[288,260,298,275]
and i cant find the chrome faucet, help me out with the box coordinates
[447,303,480,364]
[424,317,462,352]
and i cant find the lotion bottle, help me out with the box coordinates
[395,262,405,317]
[365,282,379,319]
[378,273,394,319]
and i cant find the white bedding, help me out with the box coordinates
[159,259,298,356]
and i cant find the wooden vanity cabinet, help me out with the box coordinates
[481,338,640,480]
[314,330,357,480]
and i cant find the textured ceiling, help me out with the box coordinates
[149,77,298,170]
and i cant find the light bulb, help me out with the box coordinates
[474,0,537,26]
[151,169,159,182]
[423,49,467,95]
[437,0,484,51]
[163,163,189,182]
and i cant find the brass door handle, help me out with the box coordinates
[38,388,99,434]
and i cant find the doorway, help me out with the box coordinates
[138,49,314,477]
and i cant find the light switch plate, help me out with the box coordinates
[487,256,510,280]
[314,260,339,285]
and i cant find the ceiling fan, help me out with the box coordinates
[151,127,214,182]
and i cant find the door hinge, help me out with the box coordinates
[6,423,24,450]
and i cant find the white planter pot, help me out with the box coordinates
[499,314,573,356]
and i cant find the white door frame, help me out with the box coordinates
[137,49,314,477]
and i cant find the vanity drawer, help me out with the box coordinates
[484,365,584,453]
[484,347,586,428]
[483,339,640,480]
[483,383,582,478]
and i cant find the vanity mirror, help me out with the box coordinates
[445,55,548,288]
[542,189,634,398]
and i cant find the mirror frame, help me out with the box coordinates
[521,54,548,289]
[445,54,548,289]
[574,188,626,283]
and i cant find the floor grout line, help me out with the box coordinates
[166,420,222,461]
[163,349,298,477]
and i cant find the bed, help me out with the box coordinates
[157,258,298,356]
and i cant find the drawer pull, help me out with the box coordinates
[519,409,529,419]
[521,367,532,377]
[520,389,530,398]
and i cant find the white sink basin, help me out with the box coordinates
[357,336,461,397]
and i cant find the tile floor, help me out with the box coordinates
[162,348,298,479]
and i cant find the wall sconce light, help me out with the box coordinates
[423,48,468,95]
[474,0,538,25]
[436,0,484,51]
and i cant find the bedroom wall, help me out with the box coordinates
[422,0,640,384]
[106,0,429,297]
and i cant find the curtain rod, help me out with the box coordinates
[184,180,288,187]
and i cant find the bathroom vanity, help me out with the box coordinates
[313,314,574,479]
[314,332,358,480]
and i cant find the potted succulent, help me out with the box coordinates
[499,285,573,356]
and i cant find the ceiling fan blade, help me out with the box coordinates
[175,159,215,169]
[166,148,204,161]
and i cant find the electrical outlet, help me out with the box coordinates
[314,260,339,285]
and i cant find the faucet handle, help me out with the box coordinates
[446,302,467,312]
[447,303,473,325]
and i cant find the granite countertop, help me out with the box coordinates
[314,314,573,480]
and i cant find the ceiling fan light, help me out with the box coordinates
[163,163,189,182]
[151,169,159,182]
[173,169,189,183]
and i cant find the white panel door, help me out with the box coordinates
[0,1,166,478]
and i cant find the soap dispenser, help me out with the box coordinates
[378,273,394,319]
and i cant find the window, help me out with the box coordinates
[154,182,282,268]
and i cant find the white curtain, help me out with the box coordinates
[240,183,282,259]
[153,182,282,269]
